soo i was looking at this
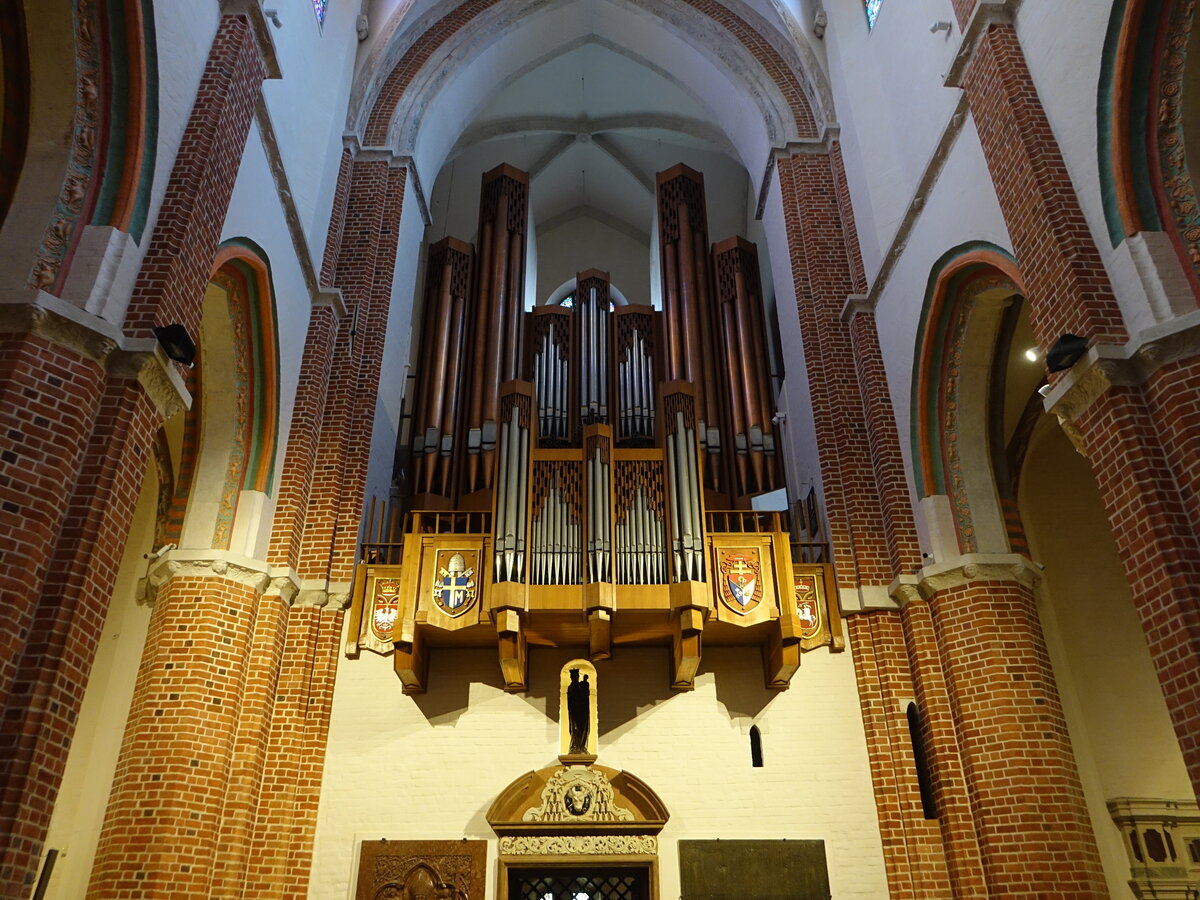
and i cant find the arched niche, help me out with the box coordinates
[912,239,1196,894]
[169,241,280,555]
[911,243,1029,556]
[1099,0,1200,303]
[489,764,668,890]
[0,0,158,295]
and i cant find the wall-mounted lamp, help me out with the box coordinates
[264,7,283,28]
[1045,333,1089,372]
[153,324,197,368]
[929,20,952,33]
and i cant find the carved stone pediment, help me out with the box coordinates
[487,764,668,836]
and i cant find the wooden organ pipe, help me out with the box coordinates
[465,165,529,496]
[712,237,782,499]
[411,237,473,500]
[656,165,725,495]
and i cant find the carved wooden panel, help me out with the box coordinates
[356,840,486,900]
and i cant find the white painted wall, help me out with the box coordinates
[41,465,158,899]
[310,642,889,899]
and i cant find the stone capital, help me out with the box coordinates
[143,549,277,603]
[913,553,1041,598]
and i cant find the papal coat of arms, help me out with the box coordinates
[433,550,477,615]
[794,573,824,640]
[718,548,763,613]
[370,578,402,641]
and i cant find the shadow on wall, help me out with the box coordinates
[409,645,777,731]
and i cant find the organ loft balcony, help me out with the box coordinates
[345,163,844,692]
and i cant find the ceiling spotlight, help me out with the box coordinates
[264,8,283,28]
[1045,333,1089,373]
[1023,347,1040,363]
[153,324,197,368]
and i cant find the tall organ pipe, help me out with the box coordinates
[464,165,529,495]
[411,237,473,499]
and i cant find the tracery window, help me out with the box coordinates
[865,0,882,28]
[312,0,327,25]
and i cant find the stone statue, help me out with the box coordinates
[566,667,591,754]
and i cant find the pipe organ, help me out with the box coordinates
[348,163,841,693]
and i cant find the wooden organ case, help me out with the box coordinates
[347,163,843,692]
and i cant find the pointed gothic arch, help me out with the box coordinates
[911,242,1027,554]
[1099,0,1200,300]
[167,240,280,552]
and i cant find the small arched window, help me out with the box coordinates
[749,725,764,768]
[906,703,937,819]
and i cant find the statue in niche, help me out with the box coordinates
[567,668,591,755]
[559,658,598,759]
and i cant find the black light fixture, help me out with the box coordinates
[153,324,197,368]
[1045,333,1089,373]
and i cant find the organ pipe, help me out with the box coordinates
[464,165,529,497]
[493,386,532,582]
[712,237,782,499]
[410,237,473,501]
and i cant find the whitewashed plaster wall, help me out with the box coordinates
[310,643,889,900]
[819,0,960,279]
[868,118,1012,512]
[262,0,363,259]
[536,219,652,307]
[40,470,160,899]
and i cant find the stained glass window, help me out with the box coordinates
[312,0,326,25]
[865,0,882,29]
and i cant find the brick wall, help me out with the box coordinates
[927,577,1107,895]
[89,575,265,895]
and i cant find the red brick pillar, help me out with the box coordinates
[923,564,1107,896]
[777,146,958,895]
[1054,373,1200,794]
[959,16,1200,797]
[895,593,988,897]
[847,613,953,899]
[89,571,270,895]
[244,605,341,897]
[297,158,407,588]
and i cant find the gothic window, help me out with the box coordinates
[312,0,327,25]
[865,0,882,28]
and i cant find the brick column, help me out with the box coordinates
[778,147,958,895]
[846,613,953,899]
[775,149,895,591]
[923,561,1107,896]
[960,22,1127,351]
[960,14,1200,798]
[297,159,407,589]
[244,605,341,897]
[895,593,988,897]
[1053,369,1200,795]
[89,569,271,895]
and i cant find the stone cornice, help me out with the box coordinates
[889,553,1041,604]
[0,291,192,418]
[840,293,872,324]
[144,550,302,605]
[1044,310,1200,452]
[295,580,353,610]
[107,339,192,419]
